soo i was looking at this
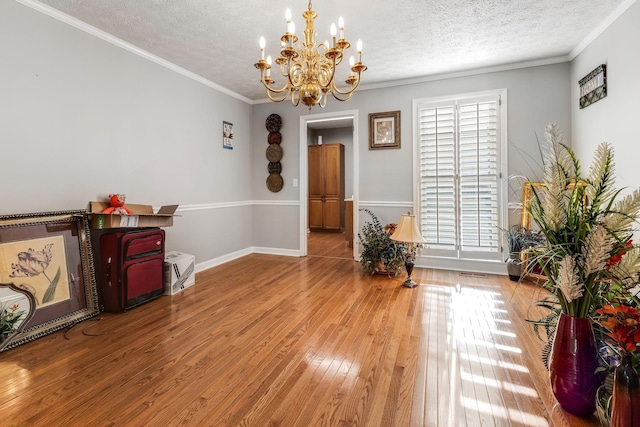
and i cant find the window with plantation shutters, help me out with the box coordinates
[415,91,505,262]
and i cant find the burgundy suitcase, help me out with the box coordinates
[99,228,165,312]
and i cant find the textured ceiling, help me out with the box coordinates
[34,0,625,101]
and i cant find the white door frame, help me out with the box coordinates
[299,109,359,259]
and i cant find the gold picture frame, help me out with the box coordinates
[521,182,547,282]
[0,210,99,351]
[369,111,400,150]
[521,181,583,283]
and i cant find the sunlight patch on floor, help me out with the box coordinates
[461,397,550,427]
[0,362,32,396]
[459,352,530,374]
[444,282,544,425]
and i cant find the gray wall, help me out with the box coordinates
[251,63,572,264]
[571,1,640,194]
[16,0,637,273]
[0,1,253,267]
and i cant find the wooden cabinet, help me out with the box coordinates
[345,199,353,247]
[308,144,345,230]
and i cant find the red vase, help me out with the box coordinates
[549,313,599,416]
[610,353,640,427]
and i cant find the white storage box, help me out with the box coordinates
[163,251,195,295]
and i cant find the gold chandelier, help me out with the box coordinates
[254,1,367,109]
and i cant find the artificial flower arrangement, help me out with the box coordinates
[594,299,640,423]
[1,302,25,342]
[358,208,406,275]
[525,123,640,417]
[527,123,640,319]
[596,302,640,355]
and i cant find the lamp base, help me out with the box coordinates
[402,257,417,288]
[402,279,418,288]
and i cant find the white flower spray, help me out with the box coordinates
[556,255,583,304]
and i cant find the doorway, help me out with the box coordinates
[299,110,359,260]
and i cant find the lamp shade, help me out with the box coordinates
[390,214,425,244]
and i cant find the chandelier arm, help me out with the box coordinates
[261,76,293,95]
[265,89,291,103]
[288,63,304,89]
[330,89,355,103]
[329,75,361,96]
[319,91,328,108]
[291,89,300,107]
[316,62,335,88]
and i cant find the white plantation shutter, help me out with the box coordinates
[419,102,456,250]
[417,92,503,261]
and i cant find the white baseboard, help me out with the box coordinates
[194,246,301,273]
[250,247,301,257]
[195,247,508,277]
[194,248,252,273]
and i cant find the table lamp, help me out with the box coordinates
[390,213,425,288]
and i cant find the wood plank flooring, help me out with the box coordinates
[0,235,606,426]
[307,230,354,259]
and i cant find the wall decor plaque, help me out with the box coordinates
[268,161,282,174]
[579,64,607,109]
[265,114,282,132]
[266,143,283,162]
[266,174,284,192]
[268,132,282,144]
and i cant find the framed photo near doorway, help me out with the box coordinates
[223,121,233,150]
[369,111,400,150]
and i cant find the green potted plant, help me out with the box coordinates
[358,208,406,275]
[502,225,545,281]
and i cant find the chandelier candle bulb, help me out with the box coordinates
[259,36,265,60]
[339,16,344,39]
[330,23,337,48]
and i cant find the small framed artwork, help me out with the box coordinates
[223,121,233,150]
[369,111,400,150]
[0,210,99,351]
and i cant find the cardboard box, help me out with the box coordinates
[163,251,196,295]
[89,202,178,229]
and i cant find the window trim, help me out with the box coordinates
[412,88,509,265]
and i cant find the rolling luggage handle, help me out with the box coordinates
[106,257,112,288]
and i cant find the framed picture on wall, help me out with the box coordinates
[223,121,233,150]
[369,111,400,150]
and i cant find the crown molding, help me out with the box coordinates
[15,0,252,104]
[569,0,637,60]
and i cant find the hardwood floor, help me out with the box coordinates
[307,230,354,259]
[0,252,605,426]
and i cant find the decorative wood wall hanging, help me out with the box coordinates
[265,113,283,192]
